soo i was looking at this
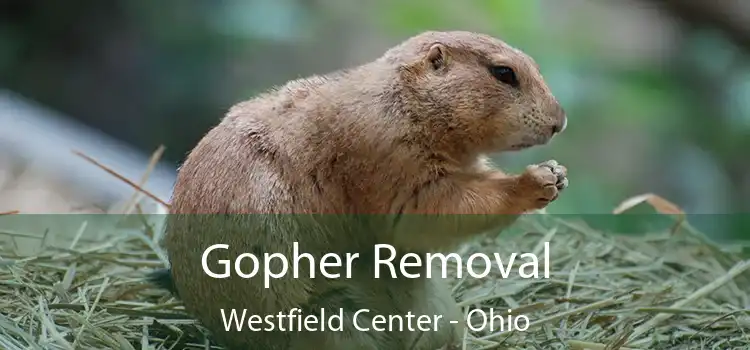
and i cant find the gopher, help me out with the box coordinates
[149,30,568,350]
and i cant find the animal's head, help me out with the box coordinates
[382,31,567,155]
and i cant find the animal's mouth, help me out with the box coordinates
[507,143,534,151]
[507,134,552,151]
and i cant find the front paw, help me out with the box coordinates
[518,160,568,209]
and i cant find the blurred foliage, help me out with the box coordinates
[0,0,748,239]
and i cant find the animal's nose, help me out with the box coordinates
[550,103,567,135]
[552,116,567,135]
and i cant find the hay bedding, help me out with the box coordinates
[1,209,748,350]
[0,154,748,350]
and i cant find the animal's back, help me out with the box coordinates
[160,74,402,349]
[163,82,312,348]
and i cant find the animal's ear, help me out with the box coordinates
[424,43,449,70]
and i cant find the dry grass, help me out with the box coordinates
[0,209,748,350]
[0,150,749,349]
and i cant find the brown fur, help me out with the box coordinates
[158,31,568,350]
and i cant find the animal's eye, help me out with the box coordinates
[489,66,519,87]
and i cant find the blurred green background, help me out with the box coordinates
[0,0,749,240]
